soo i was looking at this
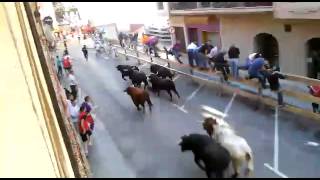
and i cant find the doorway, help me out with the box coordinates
[188,28,198,44]
[174,27,186,52]
[306,38,320,79]
[202,31,219,46]
[253,33,279,68]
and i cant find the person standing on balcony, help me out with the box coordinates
[228,44,240,80]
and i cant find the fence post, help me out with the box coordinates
[135,48,141,65]
[150,53,153,62]
[124,47,129,61]
[257,85,264,110]
[217,72,225,97]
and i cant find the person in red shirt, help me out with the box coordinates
[308,85,320,113]
[78,106,91,156]
[86,109,94,146]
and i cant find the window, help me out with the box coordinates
[284,24,292,32]
[157,2,164,10]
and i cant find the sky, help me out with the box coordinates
[72,2,167,30]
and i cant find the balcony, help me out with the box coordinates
[169,2,273,15]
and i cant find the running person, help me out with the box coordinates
[82,45,88,61]
[55,55,63,78]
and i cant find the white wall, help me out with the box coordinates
[220,13,320,76]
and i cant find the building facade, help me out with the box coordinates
[168,2,320,78]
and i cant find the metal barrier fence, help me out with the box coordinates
[110,43,320,122]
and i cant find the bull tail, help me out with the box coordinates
[245,152,254,177]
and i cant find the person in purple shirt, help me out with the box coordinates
[171,40,183,64]
[248,57,269,89]
[81,96,92,113]
[147,36,160,57]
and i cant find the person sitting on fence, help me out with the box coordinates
[164,40,183,64]
[118,32,125,48]
[239,53,261,70]
[307,85,320,113]
[207,45,219,69]
[148,36,160,57]
[195,41,212,70]
[130,32,138,50]
[228,44,240,80]
[212,51,230,81]
[265,66,286,106]
[247,57,269,89]
[186,41,198,67]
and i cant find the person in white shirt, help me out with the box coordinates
[68,70,78,99]
[67,95,80,130]
[207,46,219,59]
[187,41,198,67]
[207,46,219,69]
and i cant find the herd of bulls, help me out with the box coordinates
[116,63,253,178]
[116,64,180,112]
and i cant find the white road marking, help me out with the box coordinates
[173,85,203,114]
[201,105,225,119]
[264,106,289,178]
[173,75,181,82]
[222,92,237,119]
[201,92,237,120]
[305,141,319,147]
[173,104,188,114]
[264,163,289,178]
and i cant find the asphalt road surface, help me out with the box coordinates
[63,40,320,178]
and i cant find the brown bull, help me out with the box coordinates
[124,86,153,112]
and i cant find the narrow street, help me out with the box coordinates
[65,40,320,178]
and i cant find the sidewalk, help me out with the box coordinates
[56,41,136,178]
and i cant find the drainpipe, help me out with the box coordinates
[196,2,202,8]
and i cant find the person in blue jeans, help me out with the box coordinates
[248,57,269,89]
[196,43,211,70]
[228,45,240,79]
[187,41,198,67]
